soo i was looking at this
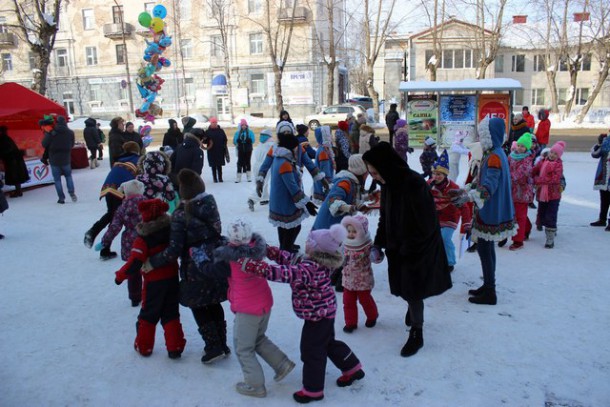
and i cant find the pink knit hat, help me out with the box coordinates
[341,215,370,245]
[305,224,347,256]
[240,118,248,126]
[209,117,218,124]
[550,141,566,157]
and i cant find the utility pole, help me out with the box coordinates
[115,0,134,119]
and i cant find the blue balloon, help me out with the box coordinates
[153,5,167,19]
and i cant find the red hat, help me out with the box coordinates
[337,121,349,132]
[138,198,169,222]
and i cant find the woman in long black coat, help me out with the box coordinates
[0,126,29,197]
[362,142,452,357]
[205,118,228,183]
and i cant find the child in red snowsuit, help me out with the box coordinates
[115,198,186,358]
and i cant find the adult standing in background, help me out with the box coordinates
[108,117,126,167]
[41,116,77,204]
[171,128,204,177]
[182,116,197,135]
[535,109,551,151]
[363,142,452,358]
[385,103,400,147]
[522,106,536,133]
[590,133,610,229]
[123,122,144,151]
[0,126,29,197]
[83,118,102,169]
[206,117,228,183]
[233,119,255,182]
[163,119,184,150]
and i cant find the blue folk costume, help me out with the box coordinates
[312,126,335,204]
[312,169,362,231]
[468,117,516,241]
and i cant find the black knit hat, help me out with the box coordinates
[178,168,205,200]
[296,124,309,136]
[278,133,299,150]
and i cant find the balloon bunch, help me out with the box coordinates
[138,125,153,147]
[135,5,172,124]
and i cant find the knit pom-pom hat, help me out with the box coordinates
[138,198,169,222]
[306,224,347,256]
[348,154,368,176]
[227,218,253,245]
[550,140,566,158]
[118,179,145,198]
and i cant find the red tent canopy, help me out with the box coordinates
[0,82,67,157]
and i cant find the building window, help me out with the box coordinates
[248,0,262,13]
[512,89,524,106]
[464,49,473,68]
[250,73,265,95]
[82,9,94,30]
[29,52,36,69]
[576,88,589,105]
[532,88,545,105]
[442,50,454,69]
[511,54,525,72]
[211,35,222,56]
[580,53,591,71]
[557,88,567,104]
[454,49,464,69]
[144,2,155,14]
[494,55,504,73]
[249,33,263,54]
[184,77,195,99]
[0,16,8,33]
[56,48,68,67]
[533,55,545,72]
[1,53,12,71]
[179,0,191,19]
[85,46,98,66]
[180,39,193,59]
[559,58,568,71]
[89,84,101,101]
[112,5,123,24]
[425,50,434,66]
[116,44,125,64]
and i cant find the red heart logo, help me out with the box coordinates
[33,165,49,180]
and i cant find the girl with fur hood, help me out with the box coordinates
[340,215,382,333]
[213,219,295,398]
[240,224,365,404]
[312,126,335,203]
[114,199,186,359]
[100,179,147,306]
[533,141,566,248]
[145,169,230,364]
[136,150,177,210]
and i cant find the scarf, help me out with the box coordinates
[509,150,531,161]
[538,158,560,202]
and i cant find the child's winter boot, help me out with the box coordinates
[235,172,242,183]
[163,319,186,359]
[246,171,252,182]
[134,319,156,356]
[199,323,226,364]
[293,389,324,404]
[544,227,556,248]
[336,365,365,387]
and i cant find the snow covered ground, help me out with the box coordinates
[1,149,609,407]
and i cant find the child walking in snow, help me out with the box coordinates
[213,218,295,398]
[533,141,566,248]
[508,134,535,250]
[428,150,472,270]
[420,136,439,179]
[99,179,147,306]
[240,224,365,404]
[340,215,381,333]
[114,198,186,358]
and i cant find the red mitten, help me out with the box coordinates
[266,245,280,260]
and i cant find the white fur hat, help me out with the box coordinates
[227,218,253,245]
[118,179,145,197]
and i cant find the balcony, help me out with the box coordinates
[278,7,309,24]
[103,23,134,39]
[0,32,16,48]
[136,27,153,37]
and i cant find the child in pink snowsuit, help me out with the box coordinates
[340,215,381,332]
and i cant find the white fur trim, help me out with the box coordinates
[313,172,326,182]
[468,189,485,208]
[472,227,517,242]
[268,211,309,229]
[329,200,347,217]
[477,118,493,152]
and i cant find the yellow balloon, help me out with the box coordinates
[150,17,165,33]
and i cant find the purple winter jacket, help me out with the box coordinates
[101,194,147,260]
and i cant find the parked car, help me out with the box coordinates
[347,97,373,109]
[305,104,366,129]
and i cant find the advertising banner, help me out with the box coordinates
[267,71,314,105]
[478,94,510,135]
[407,94,438,146]
[439,95,476,148]
[0,157,54,192]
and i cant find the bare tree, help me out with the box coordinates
[473,0,507,79]
[304,0,351,105]
[8,0,62,95]
[362,0,400,117]
[245,0,299,114]
[575,0,610,123]
[207,0,235,123]
[419,0,446,81]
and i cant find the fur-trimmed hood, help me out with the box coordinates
[477,117,505,152]
[272,145,296,162]
[214,233,266,262]
[307,250,344,269]
[136,213,171,236]
[333,169,360,184]
[138,150,171,175]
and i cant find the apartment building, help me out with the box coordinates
[0,0,348,120]
[374,18,609,116]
